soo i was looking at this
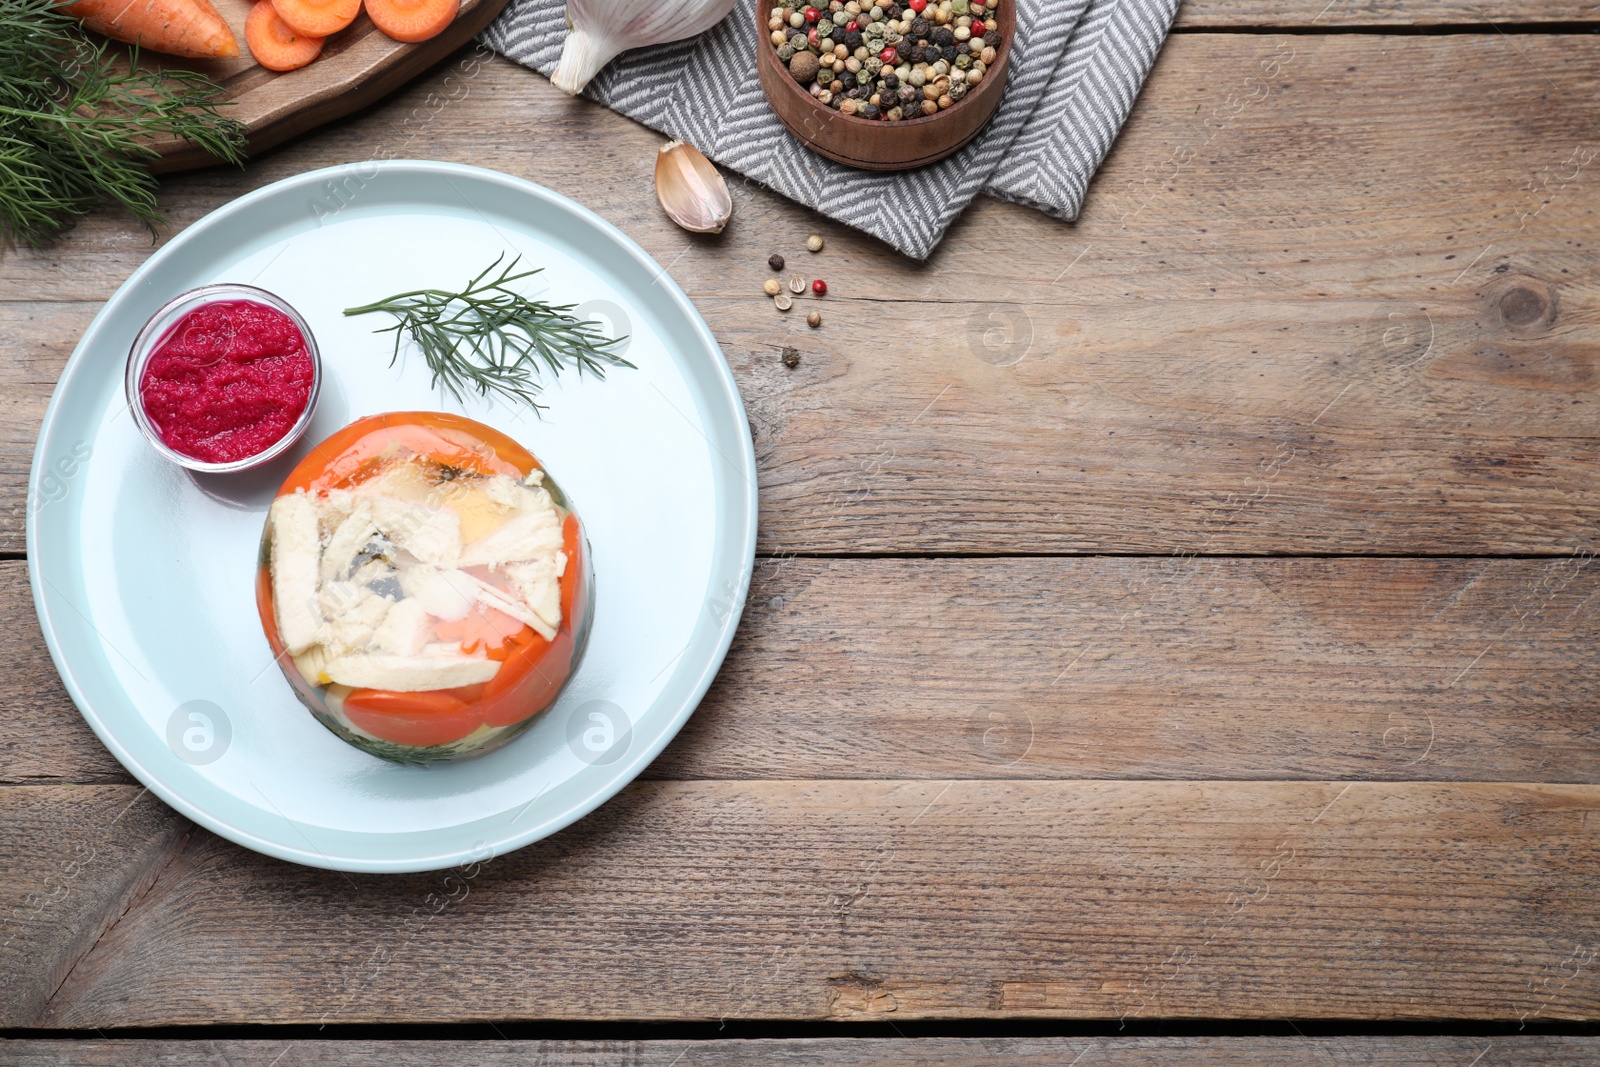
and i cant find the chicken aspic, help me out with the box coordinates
[257,412,592,762]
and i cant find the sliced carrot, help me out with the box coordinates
[365,0,457,43]
[63,0,240,58]
[245,0,324,71]
[433,606,526,660]
[271,0,360,38]
[342,690,482,748]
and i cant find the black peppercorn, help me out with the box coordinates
[839,70,856,88]
[933,26,954,45]
[941,44,957,61]
[911,17,929,34]
[984,30,1000,46]
[781,346,800,368]
[860,103,880,119]
[898,84,917,104]
[956,40,969,55]
[881,71,898,89]
[908,44,926,63]
[768,254,785,272]
[845,29,863,48]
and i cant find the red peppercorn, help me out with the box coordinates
[803,5,820,22]
[879,46,898,65]
[811,279,827,296]
[908,0,926,9]
[970,18,984,32]
[807,26,819,44]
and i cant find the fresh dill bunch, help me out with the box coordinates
[344,254,635,412]
[0,0,246,247]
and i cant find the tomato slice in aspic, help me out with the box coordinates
[342,689,484,748]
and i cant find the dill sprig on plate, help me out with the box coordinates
[0,0,247,247]
[343,253,634,412]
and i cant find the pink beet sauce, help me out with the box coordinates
[138,299,314,464]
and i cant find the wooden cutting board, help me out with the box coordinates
[143,0,512,173]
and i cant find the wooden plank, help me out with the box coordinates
[2,34,1598,555]
[0,563,127,785]
[15,780,1600,1025]
[0,303,89,555]
[0,787,188,1026]
[7,555,1598,786]
[6,1036,1600,1067]
[676,556,1600,783]
[1176,1,1600,27]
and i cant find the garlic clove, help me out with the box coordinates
[655,140,732,235]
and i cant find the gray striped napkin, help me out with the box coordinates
[482,0,1178,258]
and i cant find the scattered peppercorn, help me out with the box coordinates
[769,253,786,271]
[764,279,782,296]
[812,278,827,296]
[807,234,824,252]
[807,311,822,328]
[775,292,794,311]
[788,274,807,294]
[782,346,801,368]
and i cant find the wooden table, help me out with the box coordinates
[3,1,1598,1062]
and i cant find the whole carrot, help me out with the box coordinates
[62,0,240,57]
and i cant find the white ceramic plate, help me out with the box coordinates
[28,162,757,873]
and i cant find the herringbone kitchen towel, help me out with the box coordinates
[482,0,1178,258]
[986,0,1179,219]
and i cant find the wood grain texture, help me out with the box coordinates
[1176,1,1600,27]
[139,0,510,172]
[4,16,1599,1036]
[2,34,1598,555]
[6,557,1598,786]
[6,1036,1600,1066]
[0,563,125,785]
[0,787,188,1026]
[14,780,1600,1025]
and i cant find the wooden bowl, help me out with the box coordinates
[756,2,1015,171]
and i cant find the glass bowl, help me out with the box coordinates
[125,283,322,474]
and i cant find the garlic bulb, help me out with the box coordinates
[552,0,739,95]
[655,140,732,234]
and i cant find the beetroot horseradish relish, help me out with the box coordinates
[138,299,315,464]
